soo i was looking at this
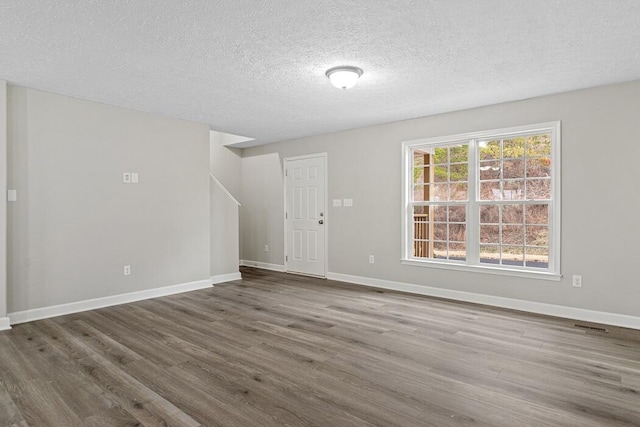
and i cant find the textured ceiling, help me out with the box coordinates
[1,1,640,146]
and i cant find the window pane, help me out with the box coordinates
[502,246,524,266]
[448,243,466,261]
[413,205,428,215]
[448,223,466,243]
[480,225,500,244]
[526,157,551,178]
[450,163,468,181]
[502,180,524,200]
[526,178,551,200]
[434,223,447,240]
[525,246,549,269]
[413,241,429,258]
[526,134,551,157]
[502,225,524,245]
[526,226,548,246]
[479,161,501,180]
[449,205,466,223]
[413,214,428,257]
[413,184,426,201]
[433,241,447,259]
[434,147,448,164]
[503,159,525,179]
[480,181,501,201]
[433,205,447,222]
[479,140,500,160]
[449,145,469,163]
[433,164,448,182]
[412,206,431,258]
[502,204,524,224]
[480,205,499,224]
[413,149,427,167]
[450,182,468,200]
[431,183,448,201]
[525,204,549,225]
[503,137,525,158]
[479,245,500,264]
[413,167,426,185]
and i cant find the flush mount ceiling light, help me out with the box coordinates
[325,66,363,89]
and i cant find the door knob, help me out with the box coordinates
[319,219,324,225]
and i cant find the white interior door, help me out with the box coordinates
[285,155,326,277]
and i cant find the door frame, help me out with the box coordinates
[283,153,328,278]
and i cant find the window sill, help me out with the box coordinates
[401,258,562,281]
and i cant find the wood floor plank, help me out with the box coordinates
[125,358,274,427]
[1,266,640,426]
[10,379,85,427]
[223,343,427,427]
[64,319,143,366]
[48,319,202,425]
[0,379,24,427]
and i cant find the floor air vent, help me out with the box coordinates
[574,324,608,333]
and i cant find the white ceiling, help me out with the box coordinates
[1,1,640,147]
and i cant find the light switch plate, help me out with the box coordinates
[333,199,342,207]
[343,198,353,207]
[131,173,139,183]
[7,189,17,202]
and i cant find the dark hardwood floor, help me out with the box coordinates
[1,267,640,426]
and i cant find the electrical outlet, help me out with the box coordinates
[123,173,131,183]
[264,245,269,252]
[124,265,131,276]
[369,255,375,264]
[572,275,582,288]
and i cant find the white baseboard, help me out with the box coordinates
[327,272,640,331]
[0,317,10,331]
[240,260,285,272]
[8,278,213,326]
[211,272,242,284]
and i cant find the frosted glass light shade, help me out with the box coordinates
[326,66,363,89]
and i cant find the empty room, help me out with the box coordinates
[1,1,640,426]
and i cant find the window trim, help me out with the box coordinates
[401,122,561,281]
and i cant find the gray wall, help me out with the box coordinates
[240,152,284,266]
[0,80,6,319]
[209,131,241,277]
[241,80,640,317]
[7,86,210,313]
[210,182,239,277]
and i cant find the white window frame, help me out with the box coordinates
[401,122,561,281]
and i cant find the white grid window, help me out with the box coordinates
[402,122,561,279]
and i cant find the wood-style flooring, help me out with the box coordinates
[1,267,640,426]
